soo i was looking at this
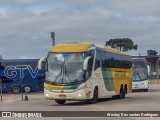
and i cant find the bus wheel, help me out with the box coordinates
[87,87,98,104]
[23,85,32,93]
[12,85,21,94]
[118,86,123,99]
[55,100,66,104]
[122,88,126,98]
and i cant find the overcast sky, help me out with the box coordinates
[0,0,160,59]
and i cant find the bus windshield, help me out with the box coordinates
[133,61,148,81]
[46,53,85,85]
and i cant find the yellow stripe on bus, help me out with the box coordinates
[45,83,64,90]
[49,43,95,53]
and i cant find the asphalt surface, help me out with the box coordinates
[0,84,160,120]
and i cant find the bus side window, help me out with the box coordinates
[86,50,94,77]
[94,50,101,71]
[0,62,5,70]
[101,51,110,68]
[88,57,93,76]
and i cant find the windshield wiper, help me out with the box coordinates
[45,80,56,84]
[71,79,80,84]
[133,73,142,81]
[137,73,142,80]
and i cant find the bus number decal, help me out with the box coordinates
[115,71,126,76]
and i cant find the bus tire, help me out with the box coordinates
[87,87,98,104]
[23,85,32,93]
[55,100,66,104]
[118,86,123,99]
[122,88,126,98]
[12,85,21,94]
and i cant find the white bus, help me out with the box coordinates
[132,58,149,92]
[41,43,133,104]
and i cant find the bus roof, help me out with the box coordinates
[0,59,39,62]
[49,43,130,56]
[49,43,95,53]
[102,46,129,56]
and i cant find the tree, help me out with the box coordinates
[105,38,138,51]
[147,49,158,56]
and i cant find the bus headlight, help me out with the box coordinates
[77,93,82,98]
[45,93,49,97]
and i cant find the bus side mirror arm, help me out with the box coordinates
[38,57,46,70]
[147,65,150,74]
[83,56,91,70]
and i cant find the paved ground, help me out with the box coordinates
[0,84,160,120]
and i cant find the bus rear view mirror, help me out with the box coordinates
[83,56,91,70]
[147,65,150,74]
[38,57,46,70]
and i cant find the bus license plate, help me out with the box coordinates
[59,94,66,98]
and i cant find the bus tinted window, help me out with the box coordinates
[94,50,101,70]
[101,51,132,69]
[0,76,13,83]
[86,50,95,76]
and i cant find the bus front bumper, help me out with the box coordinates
[132,81,149,90]
[44,88,90,100]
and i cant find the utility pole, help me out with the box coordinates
[157,52,160,84]
[157,51,160,84]
[156,60,159,84]
[0,78,2,102]
[51,32,55,46]
[0,55,3,60]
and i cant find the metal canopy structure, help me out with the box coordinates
[0,55,3,60]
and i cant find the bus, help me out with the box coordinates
[0,59,45,93]
[132,58,149,92]
[41,43,133,104]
